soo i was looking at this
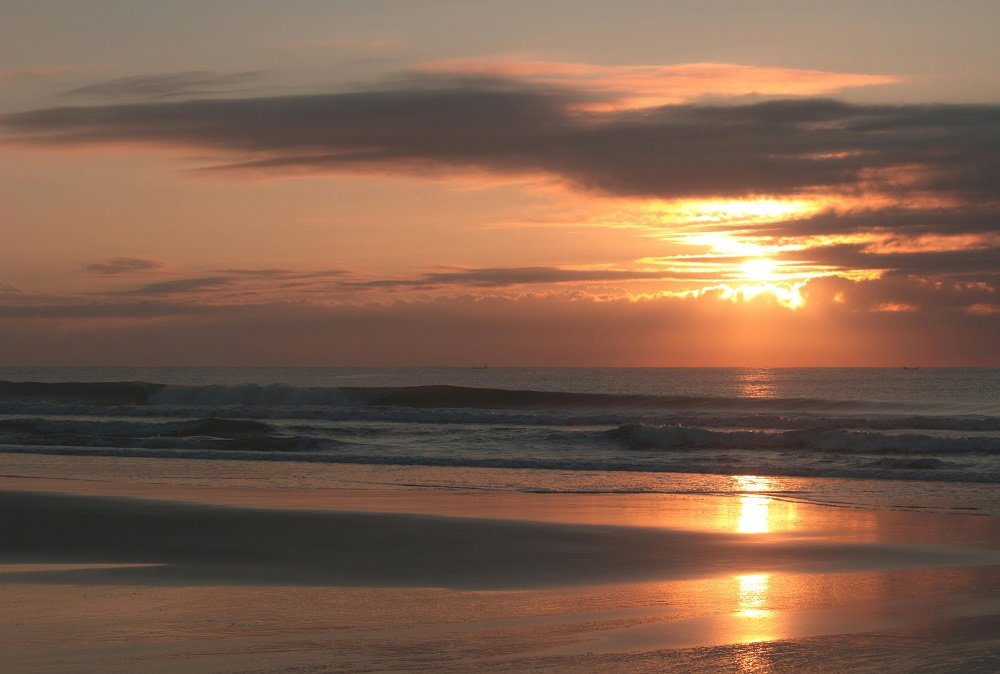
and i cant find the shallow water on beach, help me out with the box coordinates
[2,472,999,673]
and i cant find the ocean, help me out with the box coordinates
[2,367,998,514]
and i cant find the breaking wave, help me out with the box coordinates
[609,423,1000,455]
[1,378,998,483]
[3,380,997,416]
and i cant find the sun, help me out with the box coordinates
[741,257,777,282]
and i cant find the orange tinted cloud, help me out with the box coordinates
[3,71,996,321]
[418,58,901,110]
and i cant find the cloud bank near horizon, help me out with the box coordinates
[0,287,995,366]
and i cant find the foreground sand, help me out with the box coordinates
[1,463,999,672]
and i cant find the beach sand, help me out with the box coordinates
[1,461,999,673]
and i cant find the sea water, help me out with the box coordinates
[1,367,998,512]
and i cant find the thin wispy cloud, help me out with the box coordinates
[418,58,900,109]
[84,257,164,275]
[214,268,347,279]
[61,71,265,100]
[346,266,715,289]
[113,276,233,296]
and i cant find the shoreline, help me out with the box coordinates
[2,460,999,672]
[2,452,999,517]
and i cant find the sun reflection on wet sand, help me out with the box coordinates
[733,573,779,647]
[728,475,802,535]
[736,644,775,674]
[736,573,771,617]
[738,494,771,534]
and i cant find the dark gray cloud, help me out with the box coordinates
[4,77,999,204]
[806,273,999,314]
[752,206,1000,239]
[346,266,714,290]
[214,268,347,279]
[84,257,163,275]
[60,71,264,100]
[102,269,348,299]
[114,276,233,296]
[779,244,1000,275]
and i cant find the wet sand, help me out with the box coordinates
[2,471,999,672]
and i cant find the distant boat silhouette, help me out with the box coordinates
[902,366,920,370]
[471,365,488,369]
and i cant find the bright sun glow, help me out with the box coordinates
[663,197,824,226]
[628,198,838,310]
[741,257,777,282]
[720,282,807,310]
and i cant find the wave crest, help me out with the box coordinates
[610,423,1000,455]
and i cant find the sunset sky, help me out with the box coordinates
[2,0,999,366]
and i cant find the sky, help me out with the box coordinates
[1,0,999,366]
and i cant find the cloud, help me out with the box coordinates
[418,58,900,109]
[4,77,998,205]
[84,257,164,275]
[3,71,998,309]
[1,290,996,366]
[60,71,264,100]
[779,244,1000,276]
[805,272,999,315]
[113,276,233,296]
[95,268,350,302]
[346,266,712,289]
[752,206,1000,239]
[214,268,347,279]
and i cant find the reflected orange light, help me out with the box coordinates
[738,494,772,534]
[736,370,777,399]
[737,645,775,674]
[735,475,775,534]
[734,573,778,644]
[737,573,771,617]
